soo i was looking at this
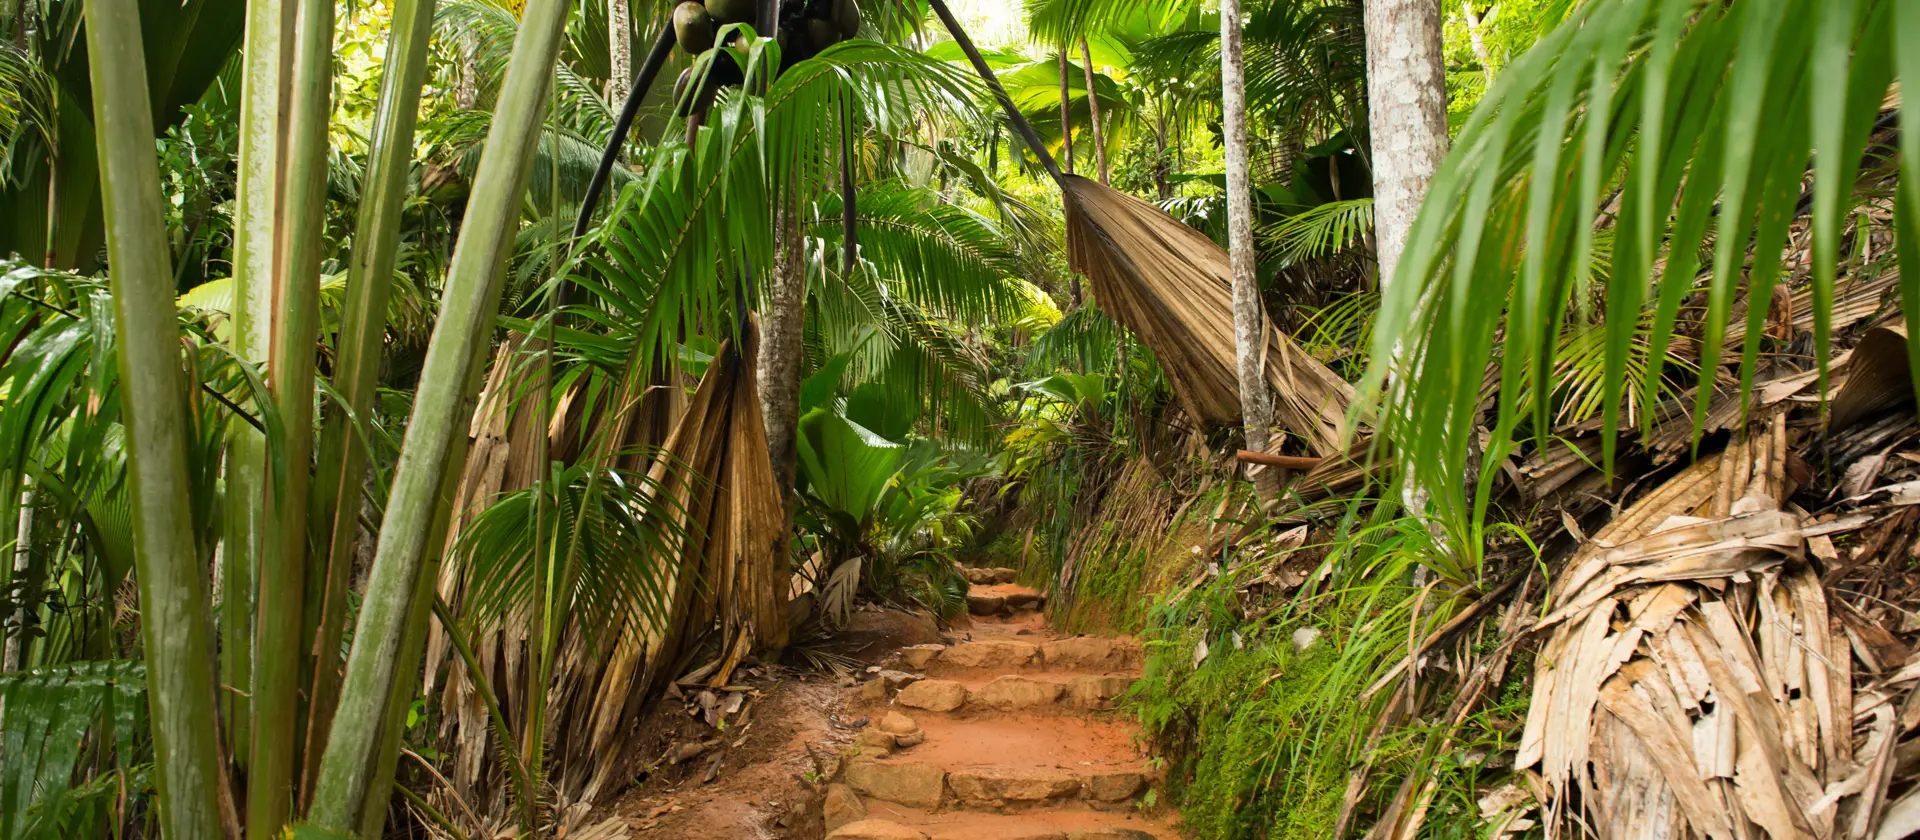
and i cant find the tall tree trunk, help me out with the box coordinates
[301,0,438,808]
[759,202,806,509]
[1364,0,1447,522]
[607,0,632,105]
[1364,0,1447,294]
[1461,1,1494,81]
[1220,0,1280,500]
[305,0,575,825]
[1057,50,1073,175]
[85,0,227,833]
[1078,38,1108,184]
[1153,111,1170,200]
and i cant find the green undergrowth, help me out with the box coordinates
[1126,500,1537,839]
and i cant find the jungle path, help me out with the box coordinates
[826,570,1182,840]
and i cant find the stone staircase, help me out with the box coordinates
[826,573,1181,840]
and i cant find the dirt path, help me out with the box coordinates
[599,572,1181,840]
[826,572,1181,840]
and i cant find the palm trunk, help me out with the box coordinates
[1078,38,1108,184]
[302,0,438,806]
[1220,0,1280,501]
[607,0,632,105]
[1363,0,1447,294]
[1057,50,1073,175]
[306,0,575,825]
[759,201,807,506]
[1461,1,1494,81]
[84,0,225,832]
[929,0,1060,182]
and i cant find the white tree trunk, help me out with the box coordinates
[1220,0,1280,500]
[1462,1,1494,81]
[607,0,632,105]
[1365,0,1448,293]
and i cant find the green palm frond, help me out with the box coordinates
[1364,0,1894,541]
[1023,0,1192,46]
[1265,197,1372,268]
[809,180,1025,323]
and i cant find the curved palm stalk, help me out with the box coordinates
[82,0,224,833]
[225,0,296,779]
[1077,37,1106,184]
[1057,49,1073,177]
[306,0,577,826]
[302,0,439,807]
[570,25,676,245]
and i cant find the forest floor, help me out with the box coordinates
[594,576,1182,840]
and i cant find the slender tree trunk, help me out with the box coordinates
[1057,50,1073,175]
[759,203,806,508]
[1461,1,1494,81]
[1364,0,1447,521]
[1153,111,1170,200]
[607,0,632,105]
[305,0,575,825]
[302,0,438,807]
[1364,0,1447,294]
[1077,38,1108,184]
[1220,0,1280,501]
[84,0,226,832]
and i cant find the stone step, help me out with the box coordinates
[891,673,1134,713]
[843,756,1150,811]
[958,566,1021,585]
[907,637,1143,676]
[966,583,1047,616]
[831,809,1174,840]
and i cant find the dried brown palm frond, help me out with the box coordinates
[1514,413,1914,840]
[1061,175,1358,455]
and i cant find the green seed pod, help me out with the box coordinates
[705,0,757,25]
[673,1,715,54]
[833,0,860,38]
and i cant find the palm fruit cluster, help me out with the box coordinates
[669,0,859,114]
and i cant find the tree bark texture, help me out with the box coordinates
[1057,50,1073,175]
[1364,0,1448,293]
[758,201,807,513]
[1078,38,1107,184]
[1220,0,1281,500]
[607,0,632,105]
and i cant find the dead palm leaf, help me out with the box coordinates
[928,0,1357,455]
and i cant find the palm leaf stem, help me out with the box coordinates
[928,0,1062,183]
[83,0,225,832]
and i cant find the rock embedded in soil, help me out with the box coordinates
[895,679,969,712]
[898,644,946,669]
[948,769,1082,806]
[878,711,922,737]
[990,567,1020,584]
[828,819,931,839]
[823,783,867,831]
[973,675,1065,708]
[1085,772,1147,801]
[844,757,947,808]
[860,679,889,702]
[1041,636,1140,670]
[875,669,922,688]
[961,567,999,585]
[1066,829,1157,840]
[938,640,1040,670]
[966,593,1006,615]
[1065,675,1134,710]
[1003,589,1046,609]
[853,727,896,756]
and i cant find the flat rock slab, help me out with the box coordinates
[938,640,1040,670]
[895,680,969,712]
[824,783,867,831]
[845,758,946,809]
[1065,675,1134,710]
[966,594,1006,615]
[973,676,1065,709]
[1084,772,1147,801]
[988,567,1020,584]
[1041,637,1141,670]
[948,770,1081,806]
[1003,589,1047,609]
[1066,830,1158,840]
[830,819,931,839]
[961,567,1000,585]
[899,644,946,669]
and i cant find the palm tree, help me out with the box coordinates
[1219,0,1280,500]
[1362,0,1446,295]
